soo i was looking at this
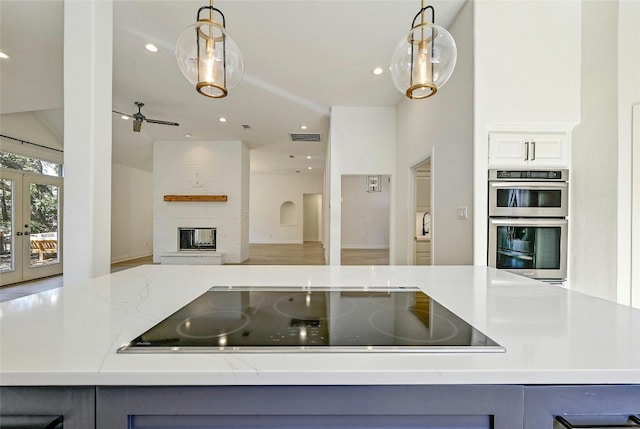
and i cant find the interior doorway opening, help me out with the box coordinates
[413,158,432,265]
[340,174,390,266]
[303,193,322,243]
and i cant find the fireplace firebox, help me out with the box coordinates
[178,228,216,251]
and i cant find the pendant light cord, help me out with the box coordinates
[412,4,434,27]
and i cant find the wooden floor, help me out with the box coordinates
[341,248,389,265]
[0,243,388,302]
[239,242,326,265]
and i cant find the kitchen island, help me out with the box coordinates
[1,265,639,428]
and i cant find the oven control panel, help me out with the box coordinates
[491,169,567,181]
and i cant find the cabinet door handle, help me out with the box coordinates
[44,416,64,429]
[555,415,640,428]
[524,141,530,161]
[531,141,536,161]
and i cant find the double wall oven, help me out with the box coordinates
[488,169,568,281]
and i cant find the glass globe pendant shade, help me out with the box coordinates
[390,22,457,99]
[176,10,244,98]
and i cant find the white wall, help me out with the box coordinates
[111,162,153,263]
[632,106,640,309]
[328,107,396,265]
[394,0,474,266]
[341,175,390,249]
[249,172,323,244]
[473,0,581,265]
[617,0,640,306]
[0,112,63,164]
[153,140,249,263]
[570,0,619,301]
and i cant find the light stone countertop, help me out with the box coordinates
[1,265,639,386]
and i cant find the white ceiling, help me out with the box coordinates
[0,0,466,173]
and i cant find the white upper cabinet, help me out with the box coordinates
[488,131,569,167]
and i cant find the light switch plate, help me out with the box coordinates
[457,207,468,219]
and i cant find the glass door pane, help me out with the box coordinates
[0,170,24,285]
[23,174,62,281]
[0,177,14,274]
[28,182,60,268]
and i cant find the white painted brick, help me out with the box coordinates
[153,140,249,263]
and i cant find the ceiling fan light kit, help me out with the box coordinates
[175,1,244,99]
[390,1,457,100]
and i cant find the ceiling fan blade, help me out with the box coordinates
[112,110,130,116]
[145,118,180,127]
[133,120,142,132]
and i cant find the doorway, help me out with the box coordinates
[340,174,390,265]
[0,169,63,285]
[413,159,432,265]
[303,193,322,242]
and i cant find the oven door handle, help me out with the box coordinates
[489,218,568,227]
[489,181,568,190]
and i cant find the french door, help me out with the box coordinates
[0,169,63,286]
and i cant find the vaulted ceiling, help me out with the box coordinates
[0,0,466,173]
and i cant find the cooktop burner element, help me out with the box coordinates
[118,287,504,353]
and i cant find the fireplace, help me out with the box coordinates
[178,227,216,251]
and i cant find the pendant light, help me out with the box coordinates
[390,1,457,99]
[175,1,244,98]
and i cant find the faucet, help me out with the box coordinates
[422,212,430,236]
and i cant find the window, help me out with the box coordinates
[0,151,63,178]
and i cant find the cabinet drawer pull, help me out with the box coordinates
[531,141,536,160]
[44,416,64,429]
[555,415,640,428]
[524,141,530,160]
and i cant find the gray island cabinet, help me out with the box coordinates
[3,384,640,428]
[2,266,639,428]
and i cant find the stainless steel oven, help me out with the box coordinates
[488,218,567,280]
[488,169,569,281]
[489,169,568,217]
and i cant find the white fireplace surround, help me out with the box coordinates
[153,140,250,264]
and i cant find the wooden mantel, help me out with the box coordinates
[163,195,228,202]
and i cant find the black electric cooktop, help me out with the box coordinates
[118,287,504,353]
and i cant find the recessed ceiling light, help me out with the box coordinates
[308,166,312,170]
[185,133,192,138]
[0,50,10,60]
[372,67,384,76]
[218,117,227,123]
[300,125,308,130]
[120,115,129,120]
[306,156,311,159]
[145,43,158,53]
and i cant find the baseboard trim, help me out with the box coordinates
[111,252,153,265]
[341,245,389,250]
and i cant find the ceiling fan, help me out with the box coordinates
[113,101,179,132]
